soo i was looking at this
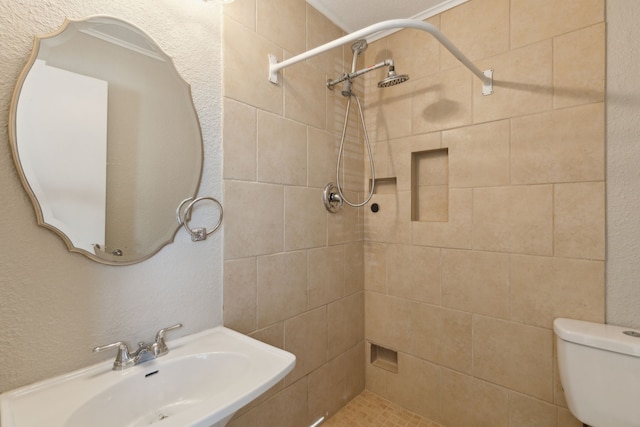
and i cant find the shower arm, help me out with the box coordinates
[268,18,493,95]
[326,59,393,90]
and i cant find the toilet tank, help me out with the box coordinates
[554,318,640,427]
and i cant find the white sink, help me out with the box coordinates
[0,326,295,427]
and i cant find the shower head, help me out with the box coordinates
[378,65,409,88]
[341,79,353,97]
[349,39,368,73]
[351,39,368,55]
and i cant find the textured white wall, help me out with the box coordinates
[0,0,223,392]
[607,0,640,329]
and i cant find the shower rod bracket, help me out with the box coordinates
[268,54,280,84]
[482,69,494,96]
[267,18,494,95]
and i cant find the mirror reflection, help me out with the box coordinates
[10,16,203,265]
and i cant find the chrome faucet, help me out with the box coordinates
[93,323,182,370]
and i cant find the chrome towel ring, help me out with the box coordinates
[176,196,223,242]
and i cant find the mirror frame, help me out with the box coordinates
[8,16,204,265]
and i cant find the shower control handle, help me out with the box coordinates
[323,183,343,213]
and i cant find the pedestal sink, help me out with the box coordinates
[0,326,295,427]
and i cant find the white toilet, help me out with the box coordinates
[554,318,640,427]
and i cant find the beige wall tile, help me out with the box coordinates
[308,245,344,309]
[284,186,326,251]
[365,192,412,244]
[222,0,256,30]
[326,87,350,136]
[339,136,365,192]
[284,307,328,384]
[228,377,308,427]
[327,195,362,245]
[365,291,416,352]
[413,147,448,186]
[365,73,414,141]
[370,140,391,179]
[472,185,553,256]
[553,351,569,407]
[510,255,605,328]
[412,188,473,249]
[223,98,256,181]
[365,342,391,400]
[473,316,553,402]
[364,242,387,293]
[557,406,584,427]
[307,361,335,423]
[554,182,605,260]
[284,58,327,129]
[440,0,510,69]
[389,133,442,192]
[554,23,605,109]
[250,322,284,349]
[257,251,307,327]
[509,392,558,427]
[224,17,283,114]
[309,342,364,423]
[445,120,510,188]
[308,127,338,188]
[257,110,307,185]
[386,17,440,81]
[306,4,345,77]
[510,103,605,185]
[441,368,509,427]
[327,292,364,359]
[224,181,283,259]
[413,66,473,134]
[363,37,389,73]
[415,185,448,222]
[342,342,366,406]
[511,0,604,49]
[385,352,441,421]
[256,0,305,54]
[387,244,441,304]
[335,95,362,141]
[344,241,365,295]
[473,41,553,123]
[441,249,510,319]
[412,304,473,373]
[223,258,257,334]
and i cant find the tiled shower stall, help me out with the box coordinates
[222,0,604,426]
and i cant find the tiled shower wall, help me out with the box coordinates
[221,0,366,425]
[363,0,605,426]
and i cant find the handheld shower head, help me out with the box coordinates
[378,65,409,88]
[341,79,353,97]
[351,39,368,55]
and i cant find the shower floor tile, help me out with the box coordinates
[323,390,443,427]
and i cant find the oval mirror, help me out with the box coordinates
[9,16,203,265]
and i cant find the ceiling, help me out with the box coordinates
[305,0,468,34]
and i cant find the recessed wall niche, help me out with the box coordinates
[370,177,397,194]
[411,148,449,222]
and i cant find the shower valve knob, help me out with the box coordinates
[323,183,342,213]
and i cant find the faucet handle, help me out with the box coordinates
[93,341,134,370]
[154,323,183,356]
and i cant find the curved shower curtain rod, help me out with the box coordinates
[268,18,493,96]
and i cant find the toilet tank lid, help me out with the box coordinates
[554,318,640,357]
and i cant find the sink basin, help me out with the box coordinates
[0,326,295,427]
